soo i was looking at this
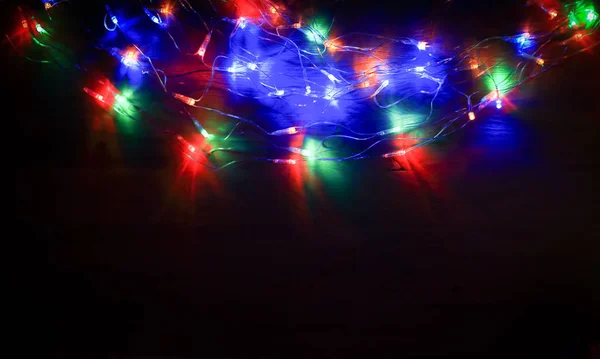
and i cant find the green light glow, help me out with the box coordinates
[305,17,330,44]
[35,24,47,34]
[566,1,599,29]
[388,110,425,131]
[483,63,517,96]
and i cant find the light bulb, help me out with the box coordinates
[382,150,406,158]
[496,99,502,109]
[468,112,476,121]
[121,51,138,67]
[198,34,211,57]
[35,23,46,34]
[106,5,118,25]
[83,88,105,103]
[272,159,296,165]
[417,41,427,51]
[271,127,300,136]
[173,93,196,106]
[415,66,425,72]
[144,8,162,25]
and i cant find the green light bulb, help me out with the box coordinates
[35,23,46,34]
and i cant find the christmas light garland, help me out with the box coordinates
[6,0,599,169]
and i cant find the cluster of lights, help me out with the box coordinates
[9,0,599,169]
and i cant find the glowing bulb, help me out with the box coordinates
[382,150,406,158]
[415,66,425,72]
[487,90,499,101]
[173,93,196,106]
[160,6,171,14]
[496,99,502,109]
[35,23,46,34]
[305,86,312,95]
[272,159,296,165]
[470,63,479,70]
[271,127,300,136]
[198,34,211,57]
[362,81,370,88]
[536,58,544,66]
[44,2,52,9]
[106,5,118,24]
[121,51,138,67]
[188,145,196,152]
[286,147,312,157]
[587,11,598,22]
[270,7,276,14]
[273,89,285,96]
[247,62,258,70]
[292,22,302,29]
[83,88,105,103]
[144,8,162,25]
[417,41,427,51]
[575,33,584,40]
[22,20,27,28]
[238,17,247,29]
[468,112,476,121]
[549,10,558,19]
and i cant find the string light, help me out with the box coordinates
[35,23,47,34]
[83,88,105,103]
[173,93,196,106]
[143,8,162,25]
[197,34,211,57]
[8,0,599,171]
[383,150,406,158]
[105,5,118,25]
[271,159,297,165]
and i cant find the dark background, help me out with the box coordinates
[7,0,600,357]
